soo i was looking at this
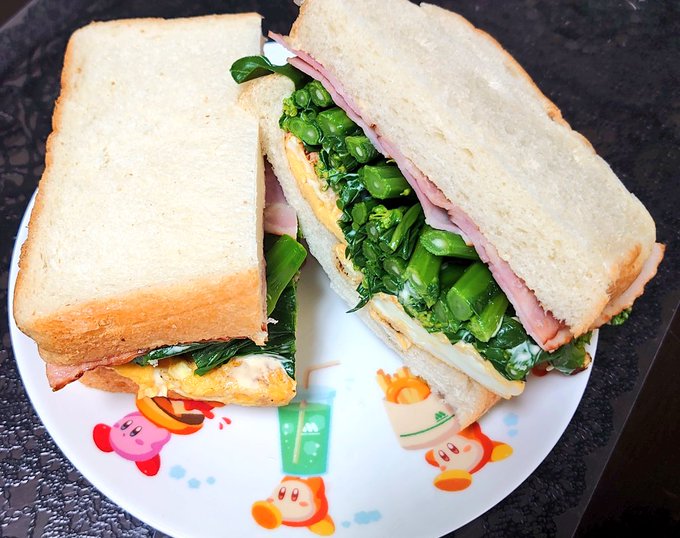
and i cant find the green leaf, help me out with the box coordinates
[265,234,307,316]
[230,55,308,89]
[192,283,298,377]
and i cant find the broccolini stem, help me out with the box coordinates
[446,261,497,321]
[383,256,407,279]
[328,150,358,172]
[266,235,307,316]
[351,200,378,226]
[420,227,479,260]
[287,117,322,145]
[467,290,509,342]
[360,164,412,199]
[345,135,379,164]
[307,80,333,107]
[230,55,308,89]
[432,297,461,332]
[316,107,357,138]
[402,238,442,308]
[293,88,311,108]
[439,261,467,290]
[300,109,317,123]
[388,204,423,252]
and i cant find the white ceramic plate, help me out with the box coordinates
[8,43,595,538]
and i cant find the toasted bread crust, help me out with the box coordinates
[19,268,266,366]
[12,17,76,335]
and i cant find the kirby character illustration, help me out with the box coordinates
[92,397,222,476]
[93,411,171,476]
[425,422,513,491]
[252,476,335,536]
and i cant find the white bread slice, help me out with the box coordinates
[14,15,267,367]
[286,0,657,335]
[239,75,498,429]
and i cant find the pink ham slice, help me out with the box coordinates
[46,351,141,391]
[591,242,665,328]
[446,204,569,350]
[264,160,298,237]
[273,33,462,235]
[272,33,663,350]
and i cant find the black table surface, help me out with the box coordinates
[1,1,678,537]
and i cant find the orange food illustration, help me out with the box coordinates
[136,397,221,435]
[252,476,335,535]
[377,367,431,403]
[377,367,459,449]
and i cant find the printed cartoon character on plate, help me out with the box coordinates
[377,367,512,491]
[93,397,221,476]
[253,363,339,536]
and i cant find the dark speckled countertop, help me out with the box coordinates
[1,1,678,536]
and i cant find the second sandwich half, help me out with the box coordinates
[13,15,307,405]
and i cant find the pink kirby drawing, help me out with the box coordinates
[93,411,171,476]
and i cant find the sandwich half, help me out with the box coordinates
[232,0,663,425]
[13,15,306,406]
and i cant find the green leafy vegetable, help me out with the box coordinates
[360,164,412,199]
[193,283,298,377]
[420,226,479,260]
[469,322,592,381]
[609,307,632,326]
[265,234,307,316]
[230,55,308,89]
[134,284,298,378]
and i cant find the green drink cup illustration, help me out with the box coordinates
[278,386,335,476]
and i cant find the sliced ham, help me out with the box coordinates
[265,160,298,237]
[446,204,570,350]
[591,242,665,328]
[273,34,663,351]
[46,351,141,391]
[273,33,462,236]
[378,138,465,236]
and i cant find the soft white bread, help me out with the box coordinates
[14,15,268,367]
[239,75,498,428]
[286,0,658,335]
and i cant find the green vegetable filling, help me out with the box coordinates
[134,234,307,378]
[275,74,591,382]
